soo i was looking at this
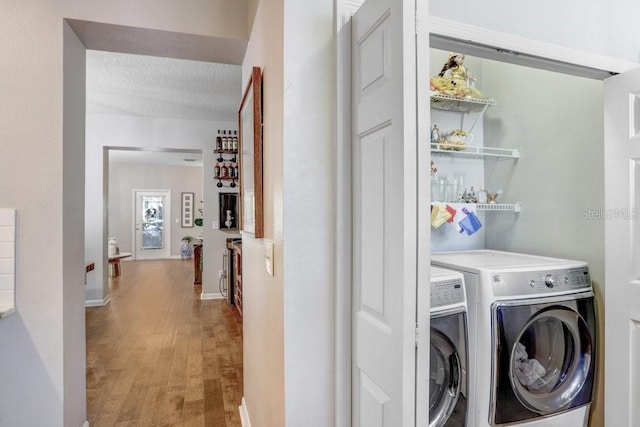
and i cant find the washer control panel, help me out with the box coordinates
[431,278,465,308]
[490,266,591,297]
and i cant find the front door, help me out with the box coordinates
[134,190,171,260]
[604,67,640,426]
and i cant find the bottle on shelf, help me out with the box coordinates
[216,130,222,151]
[221,163,228,178]
[214,163,221,177]
[223,130,229,151]
[233,130,238,151]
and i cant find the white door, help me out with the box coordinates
[351,0,425,425]
[134,190,171,260]
[604,68,640,426]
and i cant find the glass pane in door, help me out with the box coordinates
[142,196,164,249]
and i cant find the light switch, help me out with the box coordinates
[265,240,274,276]
[212,220,219,229]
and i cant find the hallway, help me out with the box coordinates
[86,259,243,426]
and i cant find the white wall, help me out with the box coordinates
[429,0,640,64]
[108,162,204,257]
[281,0,335,425]
[85,115,238,304]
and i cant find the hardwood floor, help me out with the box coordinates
[86,259,243,427]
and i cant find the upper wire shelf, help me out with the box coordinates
[430,143,520,159]
[430,91,497,113]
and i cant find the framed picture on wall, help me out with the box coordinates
[219,193,239,230]
[239,66,264,238]
[181,192,194,227]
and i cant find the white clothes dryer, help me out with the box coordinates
[431,250,596,427]
[429,266,469,427]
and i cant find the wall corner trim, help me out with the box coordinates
[200,292,224,300]
[239,397,252,427]
[85,296,111,307]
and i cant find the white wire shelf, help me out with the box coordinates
[430,143,520,159]
[430,91,497,112]
[477,203,521,212]
[431,202,521,213]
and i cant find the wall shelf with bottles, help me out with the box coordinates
[214,130,239,188]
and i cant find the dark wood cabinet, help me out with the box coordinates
[193,243,202,285]
[232,241,242,317]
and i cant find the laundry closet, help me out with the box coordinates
[426,47,605,427]
[428,47,604,263]
[347,2,630,425]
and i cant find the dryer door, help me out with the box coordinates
[492,295,596,425]
[430,311,467,427]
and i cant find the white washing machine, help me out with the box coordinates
[430,266,469,427]
[431,250,596,427]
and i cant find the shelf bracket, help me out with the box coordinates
[464,103,490,134]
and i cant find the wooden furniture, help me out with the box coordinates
[193,243,202,284]
[232,241,242,317]
[108,252,132,278]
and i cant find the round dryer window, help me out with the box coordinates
[429,329,461,427]
[508,307,592,414]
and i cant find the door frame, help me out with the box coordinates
[334,11,637,427]
[132,189,172,260]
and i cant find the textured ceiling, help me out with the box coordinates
[87,50,241,166]
[86,50,242,122]
[75,17,246,167]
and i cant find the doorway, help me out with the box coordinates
[133,190,171,260]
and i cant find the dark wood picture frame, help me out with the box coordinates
[218,192,239,230]
[238,66,264,238]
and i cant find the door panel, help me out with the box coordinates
[351,0,419,425]
[604,67,640,427]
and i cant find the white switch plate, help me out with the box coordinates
[264,239,274,276]
[212,220,219,229]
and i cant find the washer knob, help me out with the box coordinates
[545,274,556,288]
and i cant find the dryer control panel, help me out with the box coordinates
[431,278,465,308]
[490,266,591,298]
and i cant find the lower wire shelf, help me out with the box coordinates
[431,202,521,213]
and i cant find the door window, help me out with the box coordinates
[141,195,164,250]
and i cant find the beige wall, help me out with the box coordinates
[0,1,248,425]
[66,0,248,40]
[108,162,204,258]
[240,0,286,425]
